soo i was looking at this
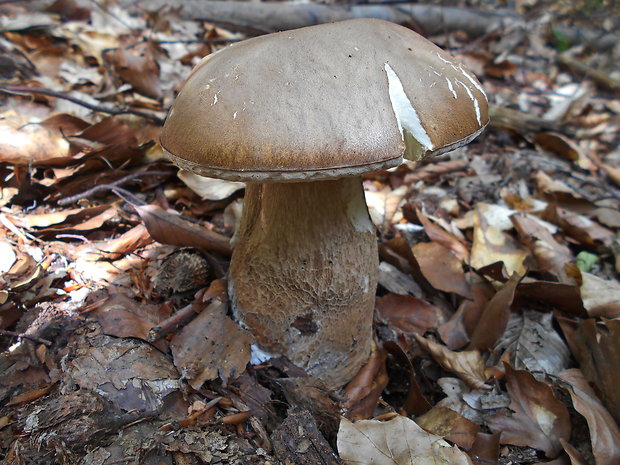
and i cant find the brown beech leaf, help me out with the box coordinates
[561,318,620,424]
[93,293,170,352]
[0,110,70,164]
[105,42,162,100]
[177,169,244,201]
[487,364,571,458]
[560,440,587,465]
[15,204,112,229]
[579,272,620,318]
[542,205,614,249]
[415,335,491,390]
[337,415,474,465]
[94,224,153,261]
[470,207,529,276]
[416,406,480,449]
[468,273,520,351]
[491,311,570,376]
[416,207,469,261]
[412,242,472,299]
[533,132,595,171]
[344,342,388,420]
[170,297,252,387]
[135,204,232,256]
[376,293,439,335]
[511,213,573,279]
[469,432,500,465]
[383,341,432,416]
[559,369,620,465]
[517,280,585,317]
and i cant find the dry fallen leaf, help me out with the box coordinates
[93,293,170,351]
[344,342,388,421]
[416,207,469,261]
[559,369,620,465]
[170,297,252,387]
[0,109,69,164]
[376,293,439,335]
[561,318,620,424]
[578,272,620,318]
[487,364,571,458]
[490,310,570,375]
[177,169,244,201]
[542,205,614,249]
[533,132,595,171]
[104,42,162,100]
[470,207,529,276]
[412,241,472,299]
[338,415,473,465]
[135,204,232,256]
[415,335,491,390]
[468,273,520,351]
[511,213,573,279]
[416,406,480,449]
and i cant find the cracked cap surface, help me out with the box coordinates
[161,18,489,182]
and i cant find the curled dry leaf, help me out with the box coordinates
[416,406,480,449]
[416,207,469,261]
[490,310,570,376]
[415,335,491,390]
[93,224,153,261]
[468,273,520,351]
[412,241,472,299]
[542,205,614,249]
[337,415,473,465]
[365,186,407,228]
[511,213,573,279]
[383,341,432,416]
[486,364,571,458]
[93,293,170,351]
[579,272,620,318]
[177,169,244,201]
[170,297,252,388]
[517,279,585,317]
[0,110,70,164]
[14,205,112,229]
[470,207,529,276]
[68,334,183,414]
[376,293,439,335]
[533,132,595,171]
[344,342,388,421]
[104,42,162,100]
[135,204,232,256]
[468,432,500,465]
[561,318,620,424]
[558,369,620,465]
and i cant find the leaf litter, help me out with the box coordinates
[1,1,620,464]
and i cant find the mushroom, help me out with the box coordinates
[161,18,489,387]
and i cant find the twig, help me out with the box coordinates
[0,329,52,346]
[0,85,165,124]
[557,53,620,93]
[57,170,174,205]
[111,187,148,206]
[147,302,199,342]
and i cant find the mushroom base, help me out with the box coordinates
[229,177,378,387]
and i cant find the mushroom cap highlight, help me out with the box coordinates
[161,18,489,182]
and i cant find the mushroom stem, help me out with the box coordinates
[229,177,378,387]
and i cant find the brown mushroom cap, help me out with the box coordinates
[161,18,489,182]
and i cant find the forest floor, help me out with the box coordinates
[1,1,619,464]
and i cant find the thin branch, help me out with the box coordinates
[0,85,165,124]
[57,170,174,205]
[0,329,52,346]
